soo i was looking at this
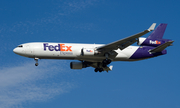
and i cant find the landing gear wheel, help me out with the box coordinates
[102,64,107,67]
[99,68,103,72]
[94,68,99,72]
[103,59,107,64]
[35,63,38,66]
[107,59,111,64]
[94,68,103,72]
[102,59,112,67]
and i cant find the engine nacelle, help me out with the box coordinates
[81,48,95,56]
[138,37,169,47]
[70,62,83,69]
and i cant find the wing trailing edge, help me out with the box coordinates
[97,23,156,53]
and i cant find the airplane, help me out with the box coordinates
[13,23,174,72]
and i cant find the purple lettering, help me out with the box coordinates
[49,45,54,51]
[55,44,60,51]
[44,43,49,51]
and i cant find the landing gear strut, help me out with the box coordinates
[102,53,112,67]
[34,58,39,66]
[102,59,111,67]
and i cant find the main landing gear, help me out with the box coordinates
[94,62,104,72]
[102,59,111,67]
[94,68,104,72]
[94,59,112,72]
[34,58,39,66]
[102,53,112,67]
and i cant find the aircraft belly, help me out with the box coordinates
[34,51,76,58]
[76,56,106,62]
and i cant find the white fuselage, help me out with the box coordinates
[12,23,172,72]
[13,42,139,62]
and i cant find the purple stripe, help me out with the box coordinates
[130,46,167,59]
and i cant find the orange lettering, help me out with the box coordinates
[66,46,72,51]
[156,41,161,44]
[60,44,65,51]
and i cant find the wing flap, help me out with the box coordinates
[149,41,174,53]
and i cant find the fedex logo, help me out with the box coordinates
[149,40,161,44]
[44,43,72,52]
[86,50,93,52]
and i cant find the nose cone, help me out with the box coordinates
[13,48,21,55]
[13,48,17,53]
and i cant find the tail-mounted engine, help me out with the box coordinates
[137,37,171,47]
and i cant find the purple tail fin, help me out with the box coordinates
[147,23,167,39]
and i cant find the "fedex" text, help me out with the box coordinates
[149,40,161,44]
[44,43,72,52]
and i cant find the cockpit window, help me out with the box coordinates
[17,45,23,47]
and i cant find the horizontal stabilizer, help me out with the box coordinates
[149,41,174,53]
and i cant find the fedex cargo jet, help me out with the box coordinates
[13,23,174,72]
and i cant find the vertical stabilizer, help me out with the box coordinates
[147,23,167,39]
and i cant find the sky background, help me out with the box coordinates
[0,0,179,108]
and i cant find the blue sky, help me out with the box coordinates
[0,0,179,108]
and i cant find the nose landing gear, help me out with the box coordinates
[35,63,38,66]
[34,58,39,66]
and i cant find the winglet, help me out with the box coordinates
[148,23,156,31]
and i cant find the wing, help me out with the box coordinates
[97,23,156,54]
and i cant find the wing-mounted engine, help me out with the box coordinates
[81,48,98,56]
[70,62,87,69]
[137,37,171,47]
